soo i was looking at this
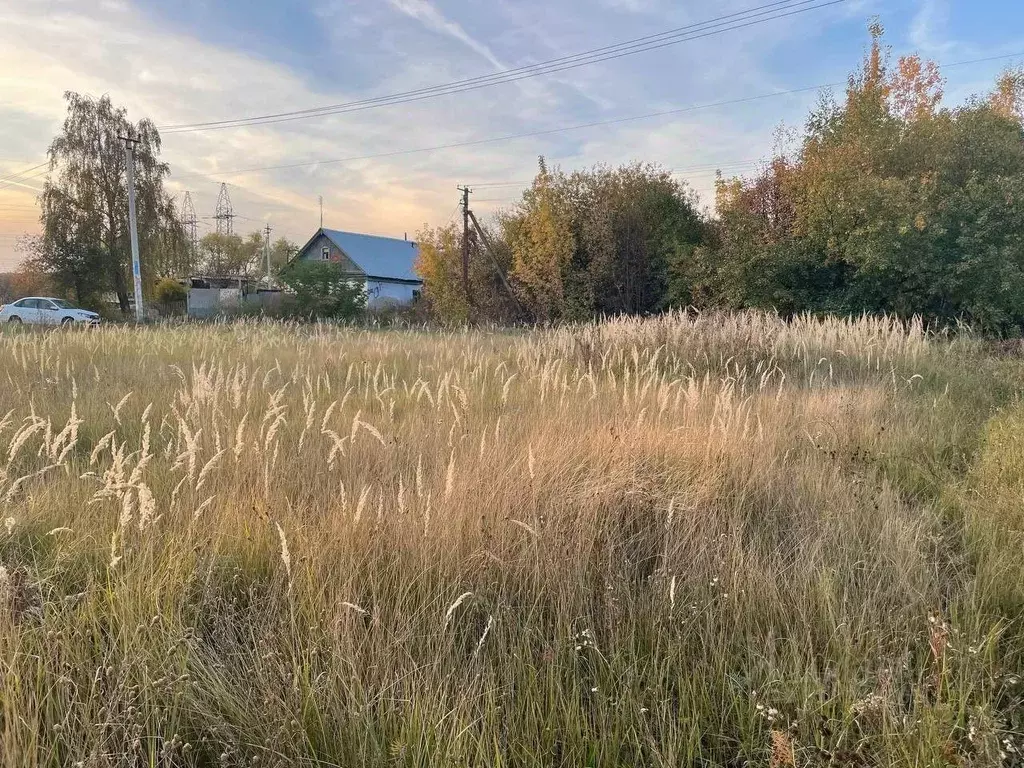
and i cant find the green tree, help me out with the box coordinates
[498,158,705,320]
[414,222,519,325]
[270,237,297,274]
[704,25,1024,331]
[39,92,183,313]
[278,260,366,320]
[505,159,575,321]
[197,231,265,275]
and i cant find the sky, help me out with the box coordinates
[1,0,1023,271]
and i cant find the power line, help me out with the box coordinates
[466,160,762,188]
[0,161,48,186]
[172,89,832,180]
[170,49,1024,184]
[158,0,843,134]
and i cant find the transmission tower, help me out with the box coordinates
[180,191,198,255]
[213,183,235,235]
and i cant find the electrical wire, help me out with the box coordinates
[170,49,1024,183]
[159,0,843,133]
[0,161,48,186]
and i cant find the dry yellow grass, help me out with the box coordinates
[0,311,1021,767]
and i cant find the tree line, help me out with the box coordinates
[13,25,1024,328]
[416,26,1024,333]
[16,92,298,313]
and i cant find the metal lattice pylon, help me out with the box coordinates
[214,183,235,235]
[180,191,198,254]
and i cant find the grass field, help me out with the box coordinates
[1,312,1023,767]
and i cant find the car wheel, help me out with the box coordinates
[7,316,21,324]
[61,317,75,326]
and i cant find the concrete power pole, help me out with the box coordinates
[120,134,144,322]
[264,223,273,285]
[458,185,472,308]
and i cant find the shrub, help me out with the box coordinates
[278,260,366,320]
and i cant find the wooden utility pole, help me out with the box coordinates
[458,185,471,308]
[467,209,526,319]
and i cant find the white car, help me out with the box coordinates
[0,297,101,326]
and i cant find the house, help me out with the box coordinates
[293,228,422,307]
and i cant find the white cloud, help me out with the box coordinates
[910,0,953,53]
[387,0,506,71]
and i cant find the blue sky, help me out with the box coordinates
[1,0,1023,269]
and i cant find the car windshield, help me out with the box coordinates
[49,299,75,309]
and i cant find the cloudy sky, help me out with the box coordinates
[1,0,1022,270]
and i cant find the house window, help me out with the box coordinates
[321,246,330,261]
[412,289,422,301]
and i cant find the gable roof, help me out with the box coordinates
[321,229,420,282]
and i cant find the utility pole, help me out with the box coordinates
[467,208,527,319]
[458,185,472,308]
[263,223,273,284]
[119,133,144,322]
[318,196,323,229]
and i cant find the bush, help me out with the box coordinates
[153,277,187,305]
[279,260,366,320]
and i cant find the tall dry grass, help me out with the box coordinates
[0,311,1021,767]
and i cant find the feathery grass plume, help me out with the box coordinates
[0,409,16,441]
[118,488,135,532]
[108,529,122,569]
[350,409,361,443]
[508,519,538,537]
[136,483,157,532]
[298,397,317,450]
[444,591,473,628]
[47,527,73,536]
[422,490,432,535]
[527,444,535,481]
[196,448,226,492]
[354,485,370,524]
[669,575,677,611]
[4,517,15,535]
[233,413,249,461]
[444,451,455,501]
[341,601,369,618]
[358,419,386,447]
[323,429,347,467]
[275,522,292,585]
[415,454,423,498]
[192,495,216,521]
[320,400,338,432]
[128,423,153,486]
[49,400,82,462]
[474,615,494,658]
[264,413,286,450]
[4,464,58,505]
[109,392,132,425]
[7,420,45,465]
[501,374,517,405]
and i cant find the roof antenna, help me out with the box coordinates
[318,196,323,229]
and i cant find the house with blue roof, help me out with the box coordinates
[293,228,423,307]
